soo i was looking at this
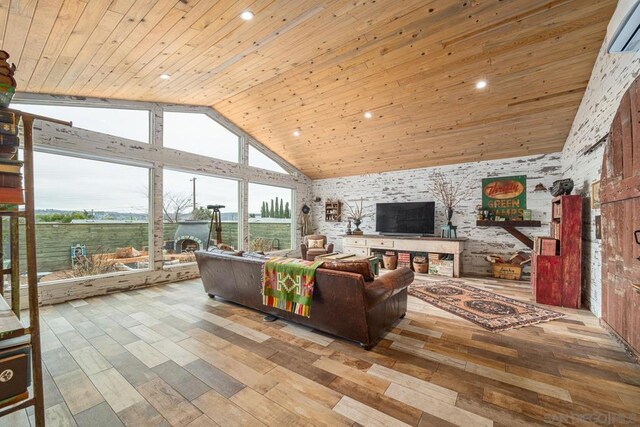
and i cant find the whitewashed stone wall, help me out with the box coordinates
[311,153,562,276]
[560,40,640,316]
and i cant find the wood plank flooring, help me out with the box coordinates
[1,275,639,426]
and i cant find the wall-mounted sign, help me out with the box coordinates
[482,175,527,219]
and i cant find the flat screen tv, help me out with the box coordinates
[375,202,435,236]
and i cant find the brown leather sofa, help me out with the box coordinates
[195,250,414,349]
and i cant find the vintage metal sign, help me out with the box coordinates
[482,175,527,219]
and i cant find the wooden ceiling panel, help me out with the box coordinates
[0,0,616,178]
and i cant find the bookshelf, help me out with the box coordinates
[531,195,582,308]
[0,109,71,426]
[325,200,342,222]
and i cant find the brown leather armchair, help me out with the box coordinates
[300,234,334,261]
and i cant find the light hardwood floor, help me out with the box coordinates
[2,275,639,426]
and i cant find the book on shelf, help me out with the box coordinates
[534,237,558,256]
[0,172,21,188]
[0,158,22,174]
[0,187,24,204]
[0,134,19,147]
[0,122,17,136]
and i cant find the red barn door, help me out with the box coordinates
[601,76,640,356]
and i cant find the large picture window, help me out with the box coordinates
[10,103,150,143]
[248,183,292,252]
[21,152,151,282]
[163,112,239,162]
[163,170,239,265]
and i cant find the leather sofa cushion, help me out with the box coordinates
[321,260,374,282]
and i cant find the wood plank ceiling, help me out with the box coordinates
[0,0,616,179]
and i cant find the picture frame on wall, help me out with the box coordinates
[591,180,601,209]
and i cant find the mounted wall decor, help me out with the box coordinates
[481,175,527,220]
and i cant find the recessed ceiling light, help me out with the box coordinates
[240,10,254,20]
[364,111,373,119]
[160,74,170,80]
[475,80,487,89]
[292,130,300,137]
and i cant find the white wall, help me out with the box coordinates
[311,153,562,276]
[561,0,640,317]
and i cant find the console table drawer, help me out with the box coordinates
[368,238,394,248]
[344,238,367,247]
[344,246,368,256]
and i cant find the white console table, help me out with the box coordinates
[342,235,466,277]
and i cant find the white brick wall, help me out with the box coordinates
[311,153,562,277]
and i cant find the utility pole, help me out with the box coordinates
[190,177,197,211]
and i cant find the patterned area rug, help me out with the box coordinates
[409,280,566,332]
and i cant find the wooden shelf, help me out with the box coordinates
[476,220,541,249]
[476,220,541,227]
[0,295,26,340]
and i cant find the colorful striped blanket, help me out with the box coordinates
[261,257,323,318]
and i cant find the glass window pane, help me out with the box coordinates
[163,170,239,265]
[248,146,289,174]
[10,103,150,143]
[163,112,239,162]
[248,183,292,252]
[17,152,151,282]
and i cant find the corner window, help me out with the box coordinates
[163,112,239,162]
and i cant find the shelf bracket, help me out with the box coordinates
[501,225,534,249]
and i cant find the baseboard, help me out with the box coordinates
[599,319,640,363]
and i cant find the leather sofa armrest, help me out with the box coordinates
[300,244,308,260]
[326,243,334,253]
[363,267,414,309]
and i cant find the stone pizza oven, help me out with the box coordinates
[174,220,211,253]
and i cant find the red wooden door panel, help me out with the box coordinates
[601,76,640,356]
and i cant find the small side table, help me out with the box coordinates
[441,225,457,239]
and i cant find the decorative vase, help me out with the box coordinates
[352,218,363,235]
[413,256,428,274]
[383,252,398,270]
[446,207,454,225]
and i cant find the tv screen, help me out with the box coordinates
[375,202,435,235]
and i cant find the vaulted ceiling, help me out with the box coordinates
[1,0,616,179]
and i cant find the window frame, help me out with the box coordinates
[161,108,242,163]
[10,94,305,298]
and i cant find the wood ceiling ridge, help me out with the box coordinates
[109,0,283,99]
[441,0,575,48]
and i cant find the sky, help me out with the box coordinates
[14,103,292,215]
